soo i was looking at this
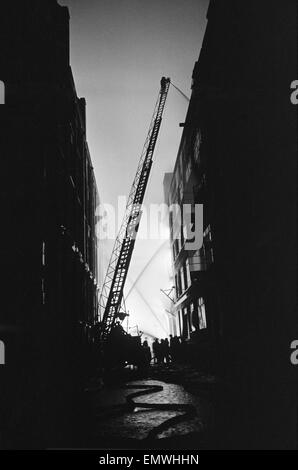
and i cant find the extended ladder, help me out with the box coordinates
[98,77,171,340]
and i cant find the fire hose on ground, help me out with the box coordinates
[94,383,198,441]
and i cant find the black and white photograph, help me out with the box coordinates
[0,0,297,453]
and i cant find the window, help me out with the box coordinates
[169,211,173,233]
[191,301,200,331]
[175,274,179,297]
[178,310,183,336]
[198,297,207,329]
[203,224,215,266]
[190,303,196,332]
[0,81,5,104]
[0,340,5,365]
[185,161,191,182]
[183,263,188,289]
[176,236,180,253]
[193,129,202,162]
[186,258,191,287]
[178,181,183,200]
[183,307,189,339]
[172,244,176,261]
[180,266,185,292]
[173,239,179,261]
[177,271,182,296]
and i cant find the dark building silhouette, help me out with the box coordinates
[0,1,100,448]
[165,0,297,449]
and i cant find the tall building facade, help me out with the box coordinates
[165,0,297,449]
[0,1,100,448]
[163,88,217,371]
[163,144,213,344]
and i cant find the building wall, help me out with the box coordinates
[165,0,297,449]
[0,0,100,448]
[163,97,216,358]
[194,0,297,449]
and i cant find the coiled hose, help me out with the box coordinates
[95,383,198,441]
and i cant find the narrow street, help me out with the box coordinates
[85,366,216,449]
[1,0,296,452]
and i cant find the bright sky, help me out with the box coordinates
[62,0,209,338]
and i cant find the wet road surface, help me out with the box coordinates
[89,377,214,448]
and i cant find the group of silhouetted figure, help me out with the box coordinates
[141,335,185,368]
[98,321,187,374]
